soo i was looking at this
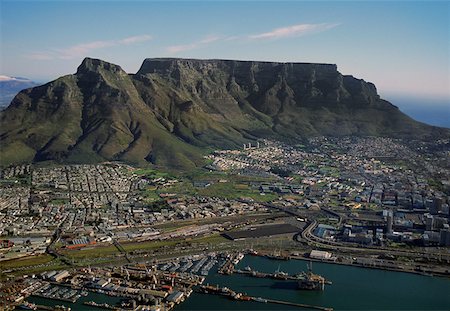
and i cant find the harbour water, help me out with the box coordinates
[25,255,450,310]
[177,256,450,310]
[27,291,123,311]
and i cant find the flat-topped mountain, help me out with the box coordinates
[1,57,448,168]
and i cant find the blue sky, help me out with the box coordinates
[1,1,449,105]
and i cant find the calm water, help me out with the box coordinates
[27,291,123,310]
[26,256,450,310]
[177,256,450,311]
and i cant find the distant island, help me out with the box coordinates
[0,75,39,109]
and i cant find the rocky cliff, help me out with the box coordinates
[1,57,447,168]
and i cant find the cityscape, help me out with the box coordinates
[1,1,449,310]
[1,136,449,310]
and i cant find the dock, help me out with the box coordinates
[36,304,53,311]
[198,284,333,311]
[234,268,332,284]
[35,304,70,311]
[262,297,333,311]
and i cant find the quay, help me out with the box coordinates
[262,297,333,311]
[31,293,77,304]
[197,284,333,311]
[234,267,332,284]
[35,304,71,311]
[83,301,120,310]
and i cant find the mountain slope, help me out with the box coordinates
[1,57,448,168]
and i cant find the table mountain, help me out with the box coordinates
[1,57,447,168]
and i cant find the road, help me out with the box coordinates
[299,219,450,262]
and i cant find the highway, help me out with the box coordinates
[299,219,450,262]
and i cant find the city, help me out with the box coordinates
[1,136,449,310]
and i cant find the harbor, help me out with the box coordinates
[177,253,450,310]
[9,251,450,311]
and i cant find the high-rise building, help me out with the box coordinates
[439,226,450,246]
[386,212,393,234]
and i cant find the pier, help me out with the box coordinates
[198,284,333,311]
[35,304,70,311]
[262,297,333,311]
[234,267,332,284]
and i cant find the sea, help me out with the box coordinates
[27,256,450,310]
[385,95,450,129]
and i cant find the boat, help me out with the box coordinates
[251,271,266,278]
[273,265,289,280]
[253,297,268,303]
[244,266,252,271]
[239,295,252,301]
[248,249,258,256]
[18,302,37,310]
[266,249,290,260]
[296,262,326,291]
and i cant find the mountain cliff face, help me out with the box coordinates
[1,58,447,168]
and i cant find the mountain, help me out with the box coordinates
[1,58,448,169]
[0,76,39,109]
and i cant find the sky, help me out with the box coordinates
[1,0,449,108]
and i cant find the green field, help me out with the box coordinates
[0,254,54,270]
[136,168,280,203]
[60,234,228,261]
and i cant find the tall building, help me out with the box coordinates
[425,214,434,231]
[430,197,443,214]
[386,212,393,234]
[439,226,450,246]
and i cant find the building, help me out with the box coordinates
[440,225,450,246]
[166,291,184,304]
[386,213,393,234]
[93,278,109,288]
[51,270,70,282]
[309,250,332,260]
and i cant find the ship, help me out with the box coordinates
[247,249,258,256]
[18,302,37,310]
[253,297,268,303]
[266,248,290,261]
[273,265,289,280]
[296,262,326,291]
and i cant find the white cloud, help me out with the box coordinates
[165,23,338,54]
[166,43,198,54]
[118,35,152,45]
[166,35,221,54]
[27,34,152,60]
[199,35,221,44]
[249,23,339,40]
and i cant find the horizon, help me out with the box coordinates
[1,0,449,105]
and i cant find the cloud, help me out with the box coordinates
[199,35,221,44]
[166,44,197,54]
[249,23,339,40]
[165,23,338,54]
[27,34,152,60]
[118,35,152,45]
[166,35,221,54]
